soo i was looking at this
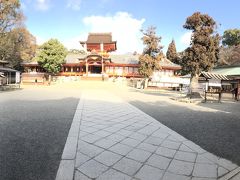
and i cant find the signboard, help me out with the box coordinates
[16,71,20,83]
[208,79,221,87]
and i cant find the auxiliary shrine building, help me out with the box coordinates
[22,33,181,86]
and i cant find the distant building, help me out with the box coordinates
[211,65,240,99]
[212,65,240,78]
[22,32,181,86]
[0,60,20,85]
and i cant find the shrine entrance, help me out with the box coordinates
[89,65,102,74]
[85,54,104,76]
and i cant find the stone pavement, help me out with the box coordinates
[56,90,240,180]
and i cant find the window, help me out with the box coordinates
[133,67,138,73]
[109,67,113,73]
[105,67,109,73]
[129,67,133,73]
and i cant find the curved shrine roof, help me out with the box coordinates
[80,33,116,44]
[64,53,182,69]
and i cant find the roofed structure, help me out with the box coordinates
[159,58,181,70]
[65,54,86,64]
[211,65,240,77]
[0,60,8,67]
[22,32,182,85]
[109,54,139,64]
[200,72,229,80]
[0,61,20,85]
[80,33,117,52]
[85,33,114,43]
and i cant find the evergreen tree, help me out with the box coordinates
[138,26,164,78]
[35,39,67,74]
[0,0,23,34]
[0,0,36,69]
[220,29,240,66]
[166,40,178,63]
[222,29,240,47]
[182,12,220,96]
[0,27,36,69]
[219,45,240,66]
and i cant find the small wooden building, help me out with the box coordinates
[199,72,238,102]
[21,72,49,85]
[0,60,20,85]
[211,65,240,100]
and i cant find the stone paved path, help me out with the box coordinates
[56,90,240,180]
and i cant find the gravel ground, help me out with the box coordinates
[113,87,240,166]
[0,87,80,180]
[1,81,239,180]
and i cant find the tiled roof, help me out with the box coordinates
[84,33,115,44]
[200,72,229,80]
[110,54,139,64]
[60,53,182,69]
[159,58,181,68]
[0,60,8,64]
[65,54,86,63]
[212,66,240,76]
[110,54,181,68]
[0,67,19,72]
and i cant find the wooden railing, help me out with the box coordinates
[58,72,83,76]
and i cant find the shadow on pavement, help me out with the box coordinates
[0,97,79,180]
[129,99,240,166]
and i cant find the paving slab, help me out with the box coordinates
[56,90,239,180]
[167,159,194,176]
[97,169,131,180]
[113,157,143,176]
[94,150,122,166]
[162,172,190,180]
[146,154,171,170]
[174,151,197,162]
[135,165,164,180]
[155,146,176,158]
[109,142,133,155]
[193,163,218,178]
[126,148,152,163]
[77,159,108,179]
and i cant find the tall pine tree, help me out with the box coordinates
[182,12,220,97]
[166,40,178,64]
[138,26,164,78]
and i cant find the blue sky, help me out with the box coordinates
[20,0,240,53]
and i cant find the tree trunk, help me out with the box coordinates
[48,74,51,85]
[141,78,149,89]
[144,78,149,89]
[187,74,202,99]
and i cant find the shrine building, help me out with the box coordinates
[22,32,182,85]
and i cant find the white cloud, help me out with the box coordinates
[35,0,51,11]
[180,32,192,46]
[67,0,82,10]
[82,12,145,54]
[62,34,87,50]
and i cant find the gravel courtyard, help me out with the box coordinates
[113,84,240,166]
[0,81,239,180]
[0,86,80,180]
